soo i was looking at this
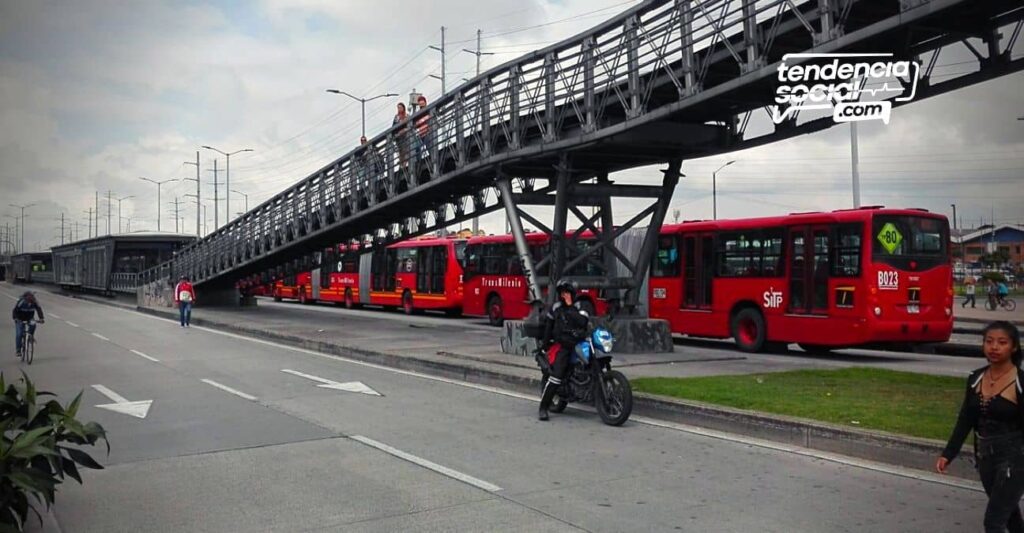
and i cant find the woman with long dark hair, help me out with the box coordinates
[938,321,1024,532]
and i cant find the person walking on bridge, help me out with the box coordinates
[174,275,196,327]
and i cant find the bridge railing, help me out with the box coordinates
[147,0,848,285]
[111,272,139,294]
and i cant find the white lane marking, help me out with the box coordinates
[91,333,110,341]
[201,379,258,401]
[281,369,381,396]
[50,313,61,319]
[350,435,502,492]
[116,306,982,491]
[66,321,80,328]
[130,349,160,362]
[91,384,153,419]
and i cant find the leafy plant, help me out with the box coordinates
[0,373,108,532]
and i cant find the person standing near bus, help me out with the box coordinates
[937,321,1024,532]
[963,278,977,309]
[174,275,196,327]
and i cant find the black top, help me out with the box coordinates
[943,366,1024,462]
[11,298,44,322]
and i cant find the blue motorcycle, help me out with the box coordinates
[535,326,634,426]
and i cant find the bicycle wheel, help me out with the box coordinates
[1005,299,1017,312]
[26,336,34,365]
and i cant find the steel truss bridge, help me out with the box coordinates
[145,0,1024,311]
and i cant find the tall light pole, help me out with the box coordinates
[139,177,176,232]
[8,203,34,253]
[325,90,398,140]
[184,151,200,237]
[231,189,249,213]
[462,29,494,235]
[712,161,735,220]
[202,146,253,226]
[4,215,19,254]
[116,195,134,234]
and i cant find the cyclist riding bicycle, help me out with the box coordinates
[998,280,1010,306]
[12,291,44,358]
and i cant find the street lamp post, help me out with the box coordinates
[202,146,253,226]
[116,195,134,234]
[712,161,736,220]
[325,90,398,140]
[8,203,34,253]
[231,189,249,213]
[139,177,176,232]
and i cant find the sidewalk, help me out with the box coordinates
[953,298,1023,325]
[126,298,979,480]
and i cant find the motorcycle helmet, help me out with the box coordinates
[592,327,614,353]
[555,279,577,297]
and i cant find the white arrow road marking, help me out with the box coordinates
[130,349,159,362]
[91,384,153,419]
[281,369,381,396]
[350,435,502,492]
[91,333,109,341]
[201,379,258,401]
[65,321,79,328]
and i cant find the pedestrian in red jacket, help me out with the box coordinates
[174,276,196,327]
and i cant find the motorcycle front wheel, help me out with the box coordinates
[596,370,633,426]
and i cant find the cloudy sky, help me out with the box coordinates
[1,0,1022,253]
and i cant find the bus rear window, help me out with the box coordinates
[872,215,948,269]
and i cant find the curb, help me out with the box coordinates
[134,303,976,481]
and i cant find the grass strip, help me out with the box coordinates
[632,367,968,441]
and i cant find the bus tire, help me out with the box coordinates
[344,288,355,309]
[298,288,308,305]
[402,291,414,315]
[731,307,766,353]
[273,291,282,302]
[487,295,504,327]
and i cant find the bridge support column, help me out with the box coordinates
[499,158,682,353]
[197,285,257,308]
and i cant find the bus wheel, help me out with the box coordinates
[487,295,504,327]
[299,288,308,305]
[273,290,282,302]
[731,308,766,353]
[344,288,355,309]
[402,291,414,315]
[798,343,833,355]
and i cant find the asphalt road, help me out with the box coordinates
[1,285,986,532]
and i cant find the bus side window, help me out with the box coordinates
[832,224,862,277]
[652,236,680,277]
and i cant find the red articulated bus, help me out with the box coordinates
[462,232,607,326]
[365,236,467,314]
[279,237,468,314]
[648,207,953,352]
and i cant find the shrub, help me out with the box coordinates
[0,373,108,531]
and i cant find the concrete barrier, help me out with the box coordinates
[501,316,673,355]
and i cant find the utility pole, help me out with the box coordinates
[202,146,253,226]
[184,151,201,237]
[139,177,176,232]
[850,122,861,208]
[208,159,220,230]
[429,26,447,94]
[463,29,494,235]
[106,190,113,235]
[169,197,182,233]
[84,208,94,239]
[58,213,65,245]
[95,191,99,237]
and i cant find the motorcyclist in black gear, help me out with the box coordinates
[538,280,590,421]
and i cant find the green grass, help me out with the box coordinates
[632,368,966,441]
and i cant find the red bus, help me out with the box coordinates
[363,236,467,314]
[648,207,953,352]
[275,238,467,314]
[462,233,607,325]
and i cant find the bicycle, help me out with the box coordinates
[986,297,1017,312]
[16,319,40,365]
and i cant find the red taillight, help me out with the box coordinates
[909,260,917,269]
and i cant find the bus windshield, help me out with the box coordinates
[871,215,948,269]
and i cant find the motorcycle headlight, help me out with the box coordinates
[592,328,614,353]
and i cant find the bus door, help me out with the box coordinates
[681,233,714,310]
[787,226,830,315]
[416,245,447,294]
